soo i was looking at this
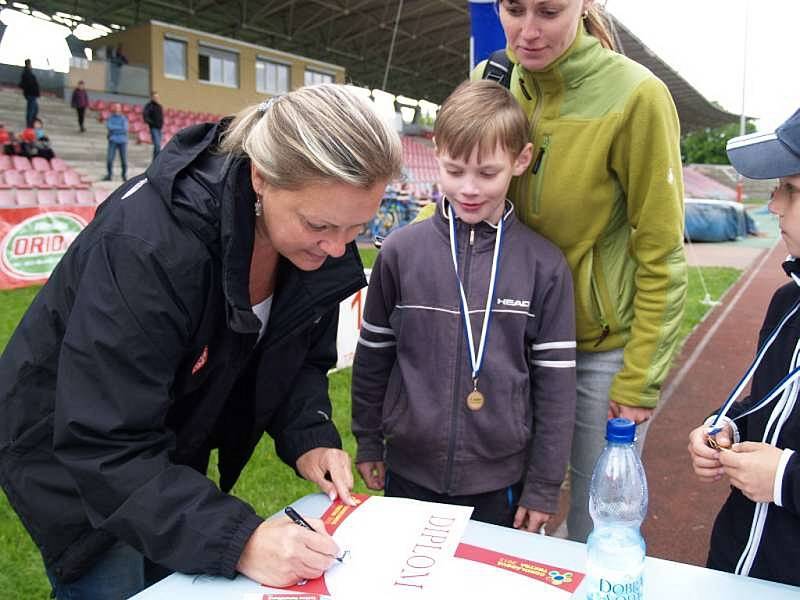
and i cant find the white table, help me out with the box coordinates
[132,493,799,599]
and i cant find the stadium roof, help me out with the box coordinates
[30,0,741,131]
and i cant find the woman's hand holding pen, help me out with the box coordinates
[236,517,340,587]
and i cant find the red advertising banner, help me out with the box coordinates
[0,207,97,290]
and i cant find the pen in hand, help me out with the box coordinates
[284,506,344,563]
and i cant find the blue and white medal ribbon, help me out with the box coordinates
[446,201,504,409]
[708,296,800,434]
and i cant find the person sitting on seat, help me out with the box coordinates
[0,122,13,155]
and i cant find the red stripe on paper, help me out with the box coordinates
[455,543,584,593]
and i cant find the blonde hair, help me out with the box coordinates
[584,3,617,51]
[219,84,402,189]
[434,80,529,162]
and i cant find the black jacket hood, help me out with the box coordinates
[145,120,262,335]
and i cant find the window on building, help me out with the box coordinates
[164,38,187,79]
[256,59,290,95]
[198,45,238,87]
[304,69,334,86]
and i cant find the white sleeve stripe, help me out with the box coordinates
[531,360,576,368]
[397,304,461,315]
[492,309,536,318]
[362,320,395,336]
[121,177,148,199]
[357,337,397,349]
[531,341,576,351]
[774,448,794,507]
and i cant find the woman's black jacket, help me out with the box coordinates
[0,122,366,583]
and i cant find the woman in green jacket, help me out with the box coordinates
[489,0,687,541]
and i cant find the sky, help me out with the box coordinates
[607,0,800,132]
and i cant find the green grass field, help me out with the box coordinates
[0,261,739,597]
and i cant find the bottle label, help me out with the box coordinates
[587,574,643,600]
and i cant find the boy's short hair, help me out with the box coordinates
[434,80,529,162]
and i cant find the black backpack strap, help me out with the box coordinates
[481,49,513,89]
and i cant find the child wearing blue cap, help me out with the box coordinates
[688,107,800,586]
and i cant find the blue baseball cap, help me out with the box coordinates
[726,108,800,179]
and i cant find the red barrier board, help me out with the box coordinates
[0,207,97,290]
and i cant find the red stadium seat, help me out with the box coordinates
[137,130,152,145]
[76,188,95,204]
[89,99,107,112]
[31,156,51,172]
[36,188,58,205]
[94,188,109,204]
[44,171,67,188]
[3,170,30,188]
[56,188,77,204]
[0,155,12,171]
[23,170,47,188]
[63,170,90,189]
[50,157,68,172]
[16,188,37,206]
[11,156,32,171]
[0,188,15,207]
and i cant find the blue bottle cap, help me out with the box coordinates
[606,417,636,443]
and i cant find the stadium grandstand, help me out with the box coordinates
[0,3,747,217]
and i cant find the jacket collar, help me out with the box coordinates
[783,256,800,287]
[433,197,517,251]
[506,23,601,89]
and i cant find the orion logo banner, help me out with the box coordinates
[1,212,86,280]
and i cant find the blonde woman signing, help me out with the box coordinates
[475,0,687,542]
[0,85,401,599]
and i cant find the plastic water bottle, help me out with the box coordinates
[585,418,647,600]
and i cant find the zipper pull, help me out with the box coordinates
[469,227,475,246]
[593,323,611,348]
[531,146,546,174]
[519,78,532,100]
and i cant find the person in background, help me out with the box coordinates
[688,108,800,587]
[19,58,40,127]
[352,80,576,532]
[103,102,128,181]
[474,0,686,542]
[430,182,442,204]
[108,44,128,94]
[28,117,54,160]
[0,122,13,155]
[70,80,90,133]
[0,83,402,599]
[143,90,164,160]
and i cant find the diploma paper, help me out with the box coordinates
[287,495,472,600]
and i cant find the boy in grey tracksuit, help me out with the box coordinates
[352,81,577,531]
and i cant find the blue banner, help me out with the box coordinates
[468,1,506,70]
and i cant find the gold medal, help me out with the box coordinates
[466,389,485,411]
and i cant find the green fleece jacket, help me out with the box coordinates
[420,25,687,408]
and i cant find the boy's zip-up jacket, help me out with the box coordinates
[352,201,576,513]
[467,24,688,409]
[709,276,800,586]
[0,121,364,583]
